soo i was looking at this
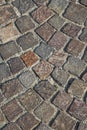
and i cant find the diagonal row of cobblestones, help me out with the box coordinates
[0,0,87,130]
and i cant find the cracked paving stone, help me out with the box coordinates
[0,63,11,82]
[31,5,53,24]
[69,99,87,121]
[34,102,55,124]
[48,50,67,67]
[78,122,87,130]
[0,5,17,25]
[34,80,57,100]
[17,32,38,51]
[52,91,73,111]
[12,0,35,14]
[48,14,65,30]
[64,56,86,76]
[17,112,40,130]
[51,111,76,130]
[15,15,35,33]
[0,41,21,60]
[2,123,21,130]
[48,0,68,14]
[0,22,19,43]
[1,99,23,122]
[48,31,68,50]
[0,110,7,128]
[34,123,51,130]
[33,60,53,80]
[0,78,24,99]
[63,3,87,25]
[79,28,87,43]
[18,89,42,112]
[65,39,85,57]
[68,79,87,99]
[34,42,53,59]
[52,68,70,87]
[33,0,49,6]
[19,70,37,88]
[79,0,87,7]
[35,22,56,42]
[21,50,39,67]
[7,57,25,74]
[61,23,81,38]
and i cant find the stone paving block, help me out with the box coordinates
[64,56,86,76]
[2,123,21,130]
[34,80,57,100]
[0,63,11,82]
[0,91,4,103]
[0,0,5,5]
[79,28,87,43]
[33,60,53,80]
[52,68,70,87]
[35,22,56,41]
[65,39,85,56]
[69,99,87,121]
[15,15,35,33]
[61,23,81,38]
[48,0,68,14]
[35,123,51,130]
[31,5,53,24]
[51,111,76,130]
[0,56,3,63]
[48,50,67,67]
[48,31,68,50]
[0,41,21,60]
[79,0,87,6]
[0,22,19,43]
[52,91,73,111]
[0,110,7,128]
[68,79,87,99]
[84,18,87,26]
[17,32,38,51]
[0,5,17,25]
[21,50,39,67]
[7,57,25,74]
[63,3,87,25]
[34,42,53,59]
[19,70,37,88]
[82,72,87,82]
[82,48,87,62]
[33,0,49,6]
[18,89,42,112]
[12,0,35,14]
[34,102,55,124]
[1,78,23,99]
[78,122,87,130]
[48,14,65,30]
[17,112,40,130]
[1,99,23,121]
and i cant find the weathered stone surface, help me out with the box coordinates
[78,122,87,130]
[33,60,53,80]
[33,0,49,6]
[0,0,5,5]
[15,15,35,33]
[79,28,87,43]
[0,56,3,63]
[35,123,51,130]
[79,0,87,6]
[82,48,87,62]
[0,91,4,103]
[0,110,7,128]
[82,72,87,82]
[2,123,21,130]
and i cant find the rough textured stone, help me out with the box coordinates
[0,110,7,128]
[2,99,23,121]
[15,15,35,33]
[61,23,81,38]
[34,80,57,100]
[0,41,20,59]
[68,79,87,99]
[0,0,5,5]
[53,91,73,111]
[79,28,87,43]
[12,0,35,14]
[65,39,85,56]
[79,0,87,6]
[0,5,17,25]
[69,99,87,121]
[82,48,87,62]
[48,50,67,67]
[64,56,86,76]
[17,112,39,130]
[63,3,87,25]
[1,78,23,99]
[2,123,21,130]
[17,32,38,51]
[34,102,55,123]
[8,57,25,74]
[52,68,70,87]
[51,111,76,130]
[0,91,4,103]
[48,31,68,50]
[84,18,87,26]
[19,70,37,88]
[82,72,87,82]
[33,0,49,6]
[0,22,19,43]
[0,63,11,82]
[35,123,51,130]
[21,50,39,67]
[0,56,3,63]
[35,42,53,59]
[33,60,53,80]
[78,122,87,130]
[35,22,56,41]
[18,89,42,112]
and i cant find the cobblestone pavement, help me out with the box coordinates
[0,0,87,130]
